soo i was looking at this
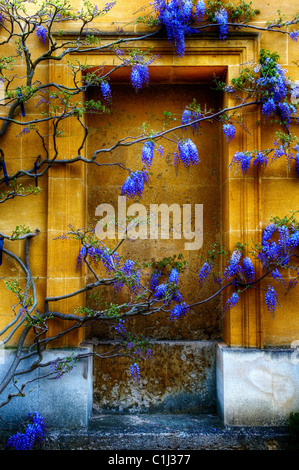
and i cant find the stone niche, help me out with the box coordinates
[85,79,223,413]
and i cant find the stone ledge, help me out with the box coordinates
[0,413,289,450]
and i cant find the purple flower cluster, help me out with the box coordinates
[181,109,201,130]
[255,54,297,130]
[169,267,179,284]
[176,139,199,166]
[272,267,285,287]
[191,111,201,130]
[76,245,118,272]
[262,98,276,117]
[224,292,239,310]
[131,63,149,92]
[198,261,213,284]
[169,301,189,321]
[36,26,47,44]
[101,81,112,104]
[127,340,152,360]
[230,151,252,175]
[253,151,268,169]
[130,362,141,382]
[258,223,299,270]
[50,355,78,379]
[114,260,141,293]
[153,280,183,305]
[150,270,162,290]
[154,0,195,57]
[224,250,242,279]
[196,0,205,21]
[121,170,149,199]
[156,145,164,156]
[290,30,299,41]
[141,141,155,168]
[243,257,255,282]
[277,101,297,127]
[265,285,279,315]
[102,1,116,12]
[153,283,168,300]
[214,8,228,40]
[115,318,128,336]
[6,412,45,450]
[223,123,236,142]
[182,109,192,128]
[257,59,289,103]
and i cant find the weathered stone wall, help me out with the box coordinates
[1,1,299,420]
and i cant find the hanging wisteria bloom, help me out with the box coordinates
[191,110,201,130]
[290,30,299,41]
[36,25,47,44]
[261,98,276,117]
[76,244,118,272]
[265,285,279,315]
[115,318,128,336]
[230,151,252,175]
[272,267,285,287]
[131,63,150,92]
[101,81,112,104]
[154,0,195,57]
[258,223,299,269]
[153,281,183,305]
[243,257,255,282]
[114,259,141,293]
[6,412,45,450]
[214,8,229,40]
[254,52,298,131]
[102,1,116,12]
[153,283,168,300]
[198,261,213,284]
[224,292,239,310]
[141,141,155,168]
[150,270,162,290]
[223,250,242,279]
[181,109,201,130]
[253,151,268,170]
[169,267,179,284]
[121,170,149,199]
[223,123,236,142]
[169,301,189,321]
[262,223,277,245]
[130,362,141,382]
[156,145,164,157]
[176,138,199,166]
[196,0,205,21]
[272,144,285,163]
[277,101,297,127]
[181,109,192,128]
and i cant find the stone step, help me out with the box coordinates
[38,413,289,450]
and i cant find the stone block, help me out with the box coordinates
[217,342,299,426]
[0,346,93,429]
[92,340,217,414]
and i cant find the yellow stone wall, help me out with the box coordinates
[1,0,299,349]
